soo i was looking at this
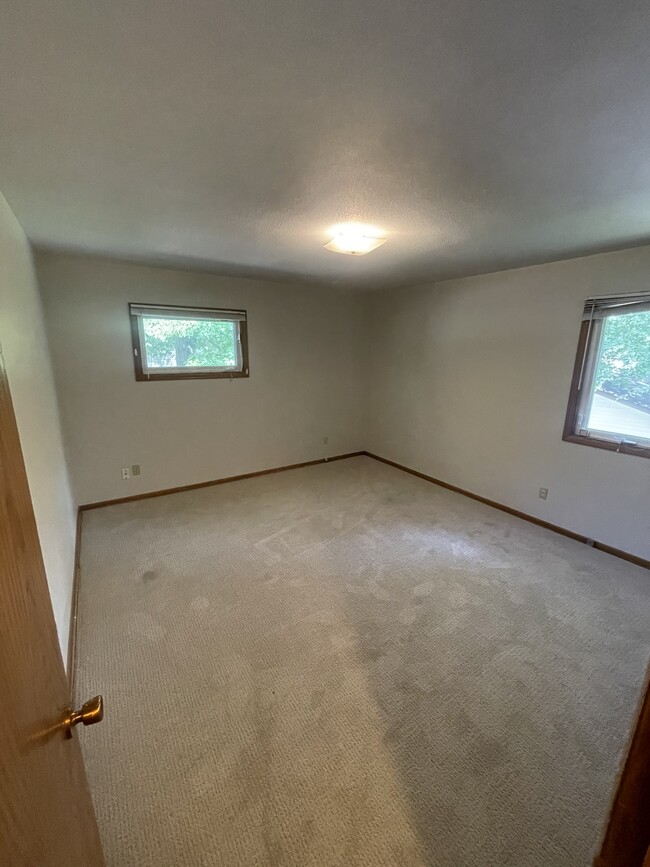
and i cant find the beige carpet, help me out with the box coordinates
[75,456,650,866]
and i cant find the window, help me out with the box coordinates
[564,294,650,457]
[129,303,249,381]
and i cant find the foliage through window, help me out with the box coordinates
[129,304,249,380]
[564,295,650,457]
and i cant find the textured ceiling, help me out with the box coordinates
[1,0,650,289]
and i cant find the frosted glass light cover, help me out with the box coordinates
[324,233,387,255]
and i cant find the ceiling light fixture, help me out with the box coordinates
[324,224,387,255]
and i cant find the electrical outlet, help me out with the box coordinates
[538,487,548,500]
[323,436,329,445]
[132,464,141,476]
[121,467,131,480]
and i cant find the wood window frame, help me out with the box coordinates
[563,319,650,460]
[129,303,250,382]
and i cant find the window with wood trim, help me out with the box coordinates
[563,294,650,458]
[129,304,249,381]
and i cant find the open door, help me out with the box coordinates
[595,673,650,867]
[0,353,104,865]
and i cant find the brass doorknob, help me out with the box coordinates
[64,695,104,738]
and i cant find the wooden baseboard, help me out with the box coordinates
[67,508,83,698]
[67,446,649,863]
[79,452,365,511]
[362,451,650,571]
[67,448,646,679]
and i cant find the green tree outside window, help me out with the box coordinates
[593,310,650,411]
[142,317,238,368]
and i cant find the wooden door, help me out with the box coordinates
[594,673,650,867]
[0,355,104,865]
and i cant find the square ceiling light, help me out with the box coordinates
[324,225,387,255]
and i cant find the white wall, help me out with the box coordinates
[367,246,650,561]
[33,244,650,562]
[0,195,76,661]
[36,251,365,506]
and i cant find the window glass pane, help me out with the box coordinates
[142,317,238,369]
[586,309,650,440]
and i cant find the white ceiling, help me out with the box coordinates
[1,0,650,289]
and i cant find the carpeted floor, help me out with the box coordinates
[75,456,650,866]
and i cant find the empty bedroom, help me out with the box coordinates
[1,1,649,866]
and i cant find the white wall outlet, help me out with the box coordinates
[121,467,131,480]
[132,464,141,476]
[323,436,329,445]
[538,487,548,500]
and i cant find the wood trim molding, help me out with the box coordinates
[563,431,650,460]
[67,446,649,862]
[66,508,83,698]
[69,449,647,681]
[362,452,650,570]
[563,318,592,441]
[80,452,365,511]
[594,671,650,867]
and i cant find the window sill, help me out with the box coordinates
[135,370,249,382]
[562,433,650,459]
